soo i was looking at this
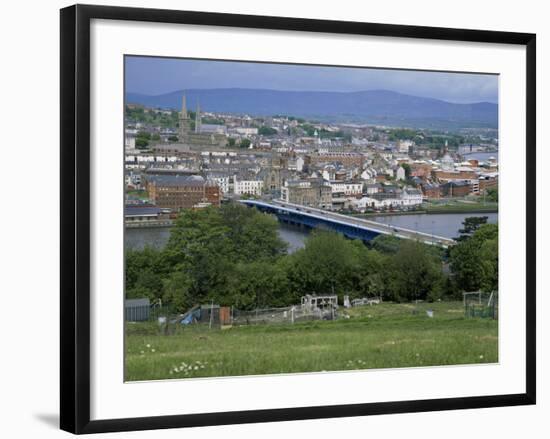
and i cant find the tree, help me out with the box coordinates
[161,268,193,311]
[125,247,168,300]
[286,231,361,298]
[386,240,444,302]
[450,223,498,292]
[163,203,287,306]
[456,216,489,241]
[258,126,277,136]
[239,138,251,148]
[225,261,291,309]
[135,137,149,149]
[227,137,236,147]
[486,187,498,202]
[219,203,287,262]
[401,163,412,179]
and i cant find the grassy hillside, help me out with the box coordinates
[125,301,497,381]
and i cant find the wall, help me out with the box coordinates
[0,0,547,438]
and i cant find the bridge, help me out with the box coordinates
[239,199,456,248]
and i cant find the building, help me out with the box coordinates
[146,174,221,210]
[281,179,332,208]
[124,205,163,224]
[234,176,264,197]
[329,181,363,198]
[177,95,227,147]
[304,152,364,170]
[441,180,472,197]
[125,298,150,322]
[422,183,442,199]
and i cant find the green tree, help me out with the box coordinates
[239,138,252,148]
[486,187,498,202]
[258,126,277,136]
[386,240,444,302]
[401,163,412,179]
[226,261,291,309]
[286,231,361,298]
[456,216,489,241]
[135,137,149,149]
[450,223,498,292]
[125,247,167,300]
[161,268,194,311]
[227,137,236,147]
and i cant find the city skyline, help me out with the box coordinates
[125,56,499,104]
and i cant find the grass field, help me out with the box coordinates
[125,301,498,381]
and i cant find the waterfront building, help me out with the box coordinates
[146,174,221,210]
[281,179,332,209]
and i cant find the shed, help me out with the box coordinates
[125,298,150,321]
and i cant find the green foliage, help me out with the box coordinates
[125,301,498,381]
[370,235,403,254]
[135,138,149,149]
[385,241,444,302]
[456,216,489,241]
[126,106,179,129]
[125,247,168,300]
[258,126,278,136]
[227,137,236,147]
[167,135,178,142]
[201,117,225,125]
[450,223,498,292]
[401,163,412,179]
[126,207,497,311]
[161,204,287,308]
[286,231,362,298]
[239,138,252,148]
[486,187,498,202]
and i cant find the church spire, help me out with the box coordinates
[181,93,188,118]
[195,101,201,133]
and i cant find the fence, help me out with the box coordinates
[232,305,337,326]
[463,291,498,319]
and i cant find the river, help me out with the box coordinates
[125,212,498,252]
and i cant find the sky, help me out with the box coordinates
[125,56,498,104]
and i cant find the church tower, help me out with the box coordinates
[195,102,202,134]
[178,94,192,142]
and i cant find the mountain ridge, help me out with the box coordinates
[125,88,498,129]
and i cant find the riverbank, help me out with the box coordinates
[352,205,498,218]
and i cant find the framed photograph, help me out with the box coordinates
[60,4,536,434]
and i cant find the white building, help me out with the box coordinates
[234,177,264,196]
[208,176,231,194]
[396,166,406,181]
[398,139,414,153]
[330,181,363,197]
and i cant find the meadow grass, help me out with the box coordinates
[125,301,498,381]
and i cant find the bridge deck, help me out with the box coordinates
[239,199,456,248]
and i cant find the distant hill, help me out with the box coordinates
[126,88,498,129]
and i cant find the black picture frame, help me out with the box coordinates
[60,4,536,434]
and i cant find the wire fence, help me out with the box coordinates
[232,305,337,326]
[463,291,498,319]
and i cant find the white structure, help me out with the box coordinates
[234,177,264,196]
[398,139,414,153]
[208,175,231,194]
[396,166,406,181]
[352,188,423,211]
[330,181,363,197]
